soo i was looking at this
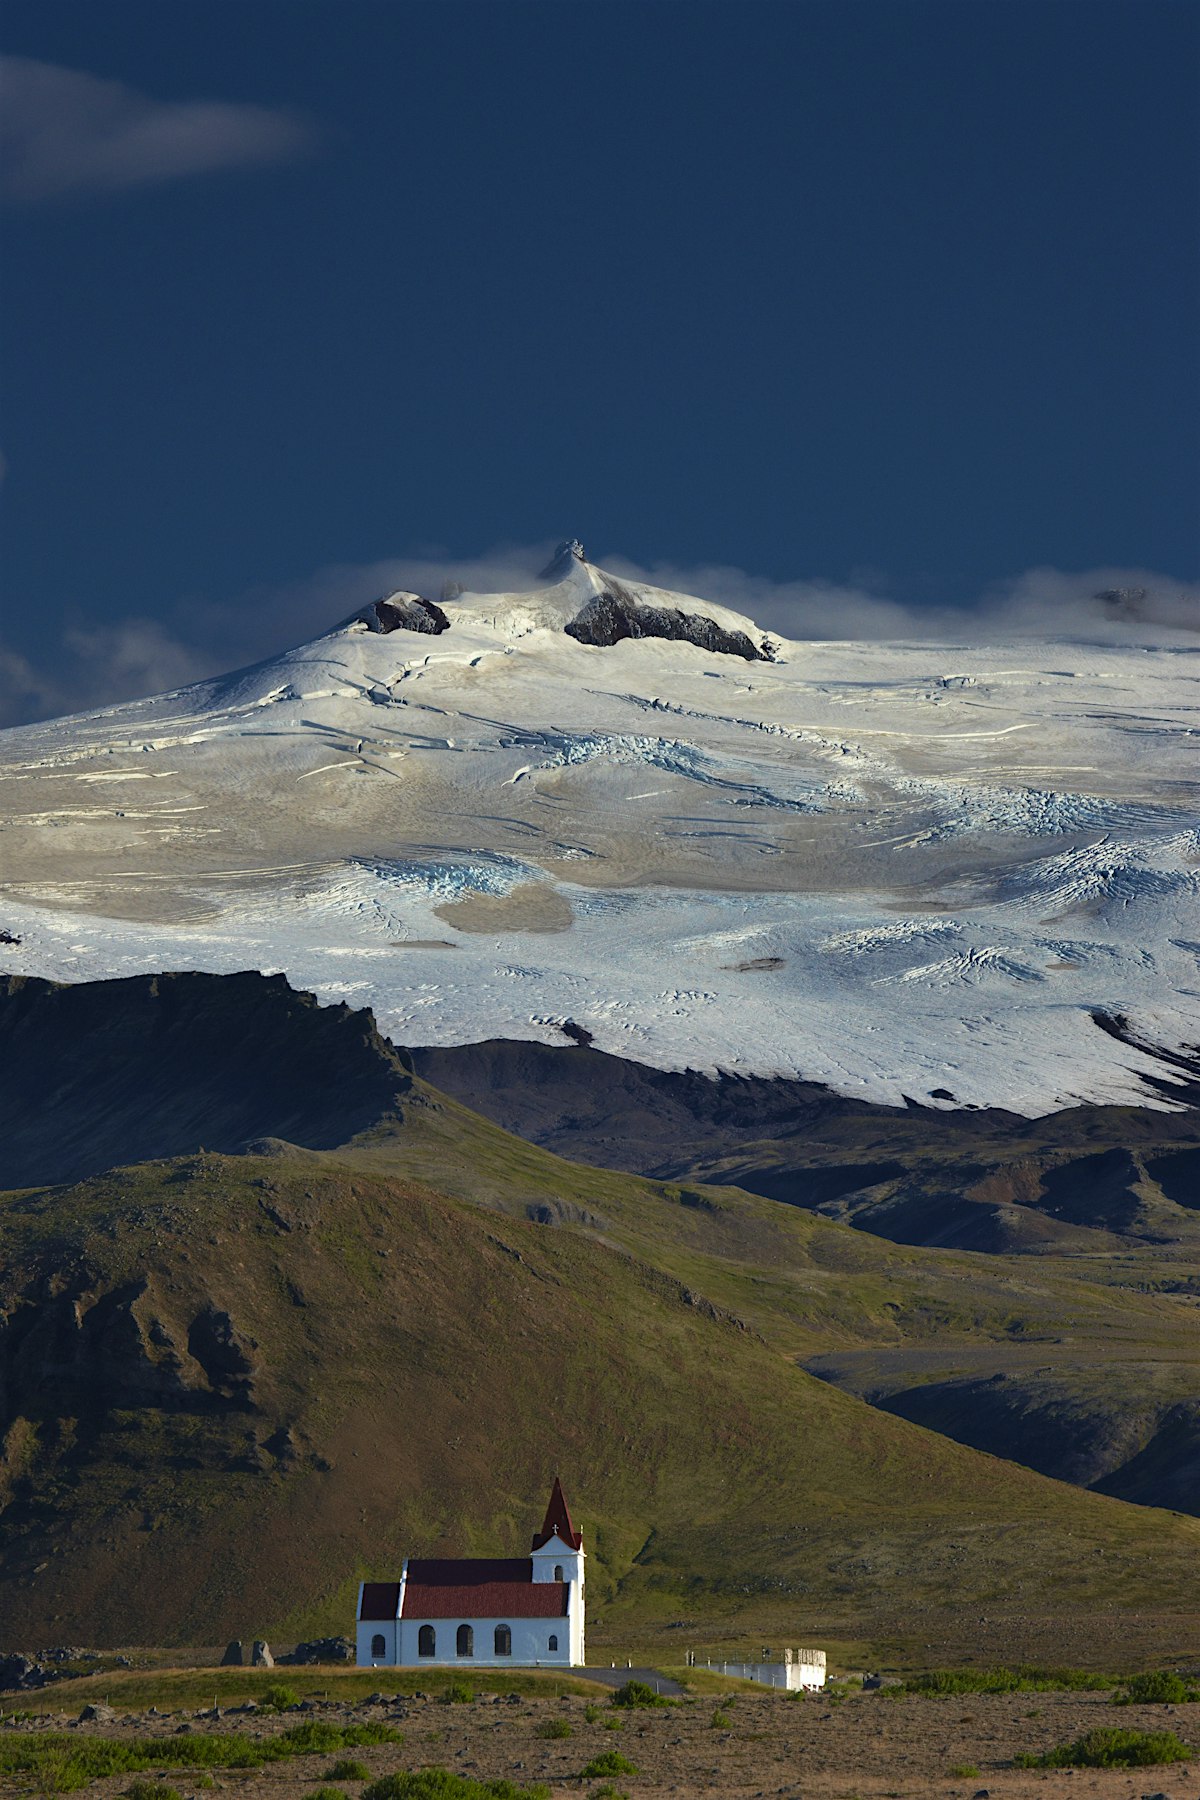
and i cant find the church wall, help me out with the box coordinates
[357,1614,574,1667]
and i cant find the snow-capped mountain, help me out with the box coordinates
[1,541,1197,1112]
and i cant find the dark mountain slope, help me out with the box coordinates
[411,1037,1200,1249]
[0,971,411,1188]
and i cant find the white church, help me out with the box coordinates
[356,1479,585,1668]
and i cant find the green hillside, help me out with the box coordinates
[2,1102,1198,1666]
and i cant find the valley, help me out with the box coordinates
[0,971,1196,1666]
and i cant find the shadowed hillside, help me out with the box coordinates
[412,1036,1200,1252]
[0,972,412,1188]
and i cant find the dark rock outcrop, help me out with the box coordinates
[360,592,450,635]
[187,1305,257,1406]
[0,1274,259,1431]
[565,589,771,661]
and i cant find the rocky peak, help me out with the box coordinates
[538,538,588,582]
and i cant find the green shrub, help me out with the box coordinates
[327,1758,372,1779]
[439,1682,475,1705]
[1116,1670,1199,1705]
[710,1709,731,1729]
[260,1683,301,1711]
[279,1722,401,1755]
[948,1765,979,1779]
[583,1705,602,1723]
[902,1665,1110,1697]
[0,1724,402,1793]
[1014,1727,1193,1770]
[303,1789,350,1800]
[578,1751,638,1779]
[122,1784,182,1800]
[362,1774,549,1799]
[588,1786,629,1800]
[602,1715,624,1730]
[535,1717,572,1739]
[610,1679,667,1708]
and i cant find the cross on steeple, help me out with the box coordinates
[532,1476,583,1551]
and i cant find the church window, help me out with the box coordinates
[371,1633,386,1658]
[548,1634,558,1652]
[494,1624,511,1656]
[456,1623,474,1657]
[554,1565,564,1581]
[418,1625,435,1657]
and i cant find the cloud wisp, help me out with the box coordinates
[0,544,1196,728]
[0,57,313,204]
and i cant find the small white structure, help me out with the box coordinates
[356,1479,585,1668]
[696,1646,826,1691]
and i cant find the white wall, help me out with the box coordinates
[531,1534,585,1664]
[359,1614,572,1668]
[702,1655,826,1691]
[357,1618,398,1666]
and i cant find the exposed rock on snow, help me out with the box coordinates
[564,587,771,660]
[358,590,451,635]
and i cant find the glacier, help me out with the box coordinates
[0,541,1196,1113]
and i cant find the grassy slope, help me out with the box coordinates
[363,1088,1200,1506]
[2,1083,1198,1666]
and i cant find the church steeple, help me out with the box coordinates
[532,1476,583,1551]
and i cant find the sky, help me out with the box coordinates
[1,0,1197,724]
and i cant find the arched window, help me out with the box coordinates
[494,1624,512,1657]
[548,1634,558,1653]
[456,1623,474,1657]
[371,1633,386,1659]
[554,1564,564,1582]
[418,1624,436,1658]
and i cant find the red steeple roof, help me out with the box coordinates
[532,1476,582,1551]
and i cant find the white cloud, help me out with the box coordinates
[0,57,313,203]
[0,544,1195,728]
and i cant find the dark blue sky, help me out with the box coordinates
[1,0,1197,714]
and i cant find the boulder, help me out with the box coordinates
[78,1702,115,1722]
[251,1640,274,1668]
[284,1635,354,1664]
[220,1639,244,1666]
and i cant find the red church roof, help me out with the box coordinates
[408,1558,532,1585]
[359,1582,402,1621]
[531,1476,582,1551]
[401,1581,568,1620]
